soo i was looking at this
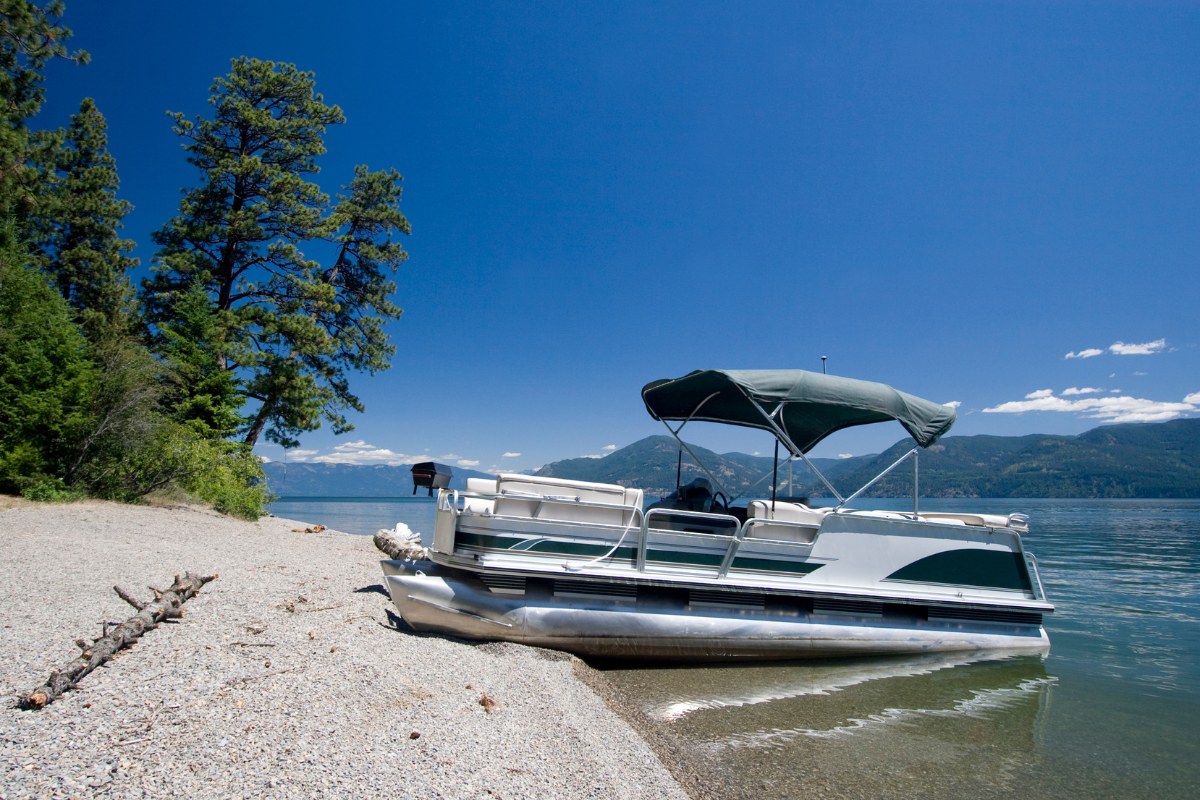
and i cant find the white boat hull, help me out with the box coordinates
[382,559,1050,662]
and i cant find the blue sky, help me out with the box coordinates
[38,1,1200,472]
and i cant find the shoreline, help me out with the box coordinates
[1,499,693,799]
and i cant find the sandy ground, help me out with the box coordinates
[0,499,693,799]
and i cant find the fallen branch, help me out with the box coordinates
[19,571,218,710]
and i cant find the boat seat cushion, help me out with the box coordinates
[493,473,640,526]
[466,477,496,494]
[745,500,822,543]
[461,477,497,513]
[748,500,826,525]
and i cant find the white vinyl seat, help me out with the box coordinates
[492,474,641,526]
[745,500,824,543]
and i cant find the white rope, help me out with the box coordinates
[562,510,641,572]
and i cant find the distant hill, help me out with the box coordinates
[260,462,497,498]
[534,435,857,497]
[536,419,1200,499]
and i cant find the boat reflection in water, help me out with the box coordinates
[604,651,1055,799]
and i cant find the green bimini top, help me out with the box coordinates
[641,369,956,454]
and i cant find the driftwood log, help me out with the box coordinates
[374,525,428,561]
[19,571,218,710]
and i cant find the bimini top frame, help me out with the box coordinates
[641,369,957,509]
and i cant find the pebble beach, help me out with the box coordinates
[0,499,692,799]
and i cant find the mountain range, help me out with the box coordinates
[538,419,1200,499]
[260,461,497,498]
[261,418,1200,499]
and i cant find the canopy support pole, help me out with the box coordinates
[771,439,779,513]
[735,389,846,505]
[912,448,920,519]
[661,391,734,500]
[840,447,919,508]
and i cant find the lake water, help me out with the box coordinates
[270,496,1200,799]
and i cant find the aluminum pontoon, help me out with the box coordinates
[381,369,1052,661]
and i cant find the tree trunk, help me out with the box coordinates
[19,571,218,709]
[243,399,272,447]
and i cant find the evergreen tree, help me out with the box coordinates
[143,57,410,448]
[0,0,87,238]
[0,238,97,493]
[31,97,138,336]
[157,282,243,439]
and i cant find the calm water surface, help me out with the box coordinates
[272,496,1200,799]
[269,496,437,536]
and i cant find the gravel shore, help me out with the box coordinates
[0,499,691,799]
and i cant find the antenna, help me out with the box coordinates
[821,356,827,374]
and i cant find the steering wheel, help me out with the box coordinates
[711,491,729,513]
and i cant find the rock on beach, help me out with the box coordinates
[0,499,689,799]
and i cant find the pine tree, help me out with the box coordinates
[0,0,87,239]
[0,238,97,493]
[157,282,243,439]
[32,97,138,336]
[143,57,410,448]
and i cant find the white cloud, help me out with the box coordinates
[502,452,521,458]
[457,459,481,468]
[1025,389,1055,400]
[1061,387,1103,396]
[332,440,374,452]
[984,389,1200,424]
[296,440,430,466]
[577,445,619,459]
[1066,339,1167,359]
[943,400,962,409]
[1109,339,1166,356]
[313,447,426,466]
[837,453,854,459]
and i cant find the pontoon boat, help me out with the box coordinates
[381,369,1053,661]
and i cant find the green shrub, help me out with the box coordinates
[19,476,85,503]
[179,434,273,520]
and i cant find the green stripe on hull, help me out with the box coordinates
[730,556,822,576]
[459,532,636,562]
[456,532,821,576]
[886,549,1033,593]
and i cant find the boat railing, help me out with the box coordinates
[1024,552,1048,602]
[642,506,739,534]
[640,508,741,571]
